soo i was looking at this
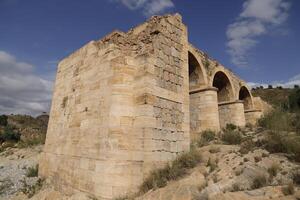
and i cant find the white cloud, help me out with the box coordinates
[226,0,290,66]
[117,0,147,9]
[112,0,174,16]
[248,73,300,89]
[0,51,53,116]
[240,0,290,24]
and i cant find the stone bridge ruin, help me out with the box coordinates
[40,14,264,199]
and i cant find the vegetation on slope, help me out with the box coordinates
[140,149,202,194]
[0,114,48,152]
[252,86,299,109]
[254,87,300,161]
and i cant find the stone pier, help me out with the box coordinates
[245,109,263,125]
[190,87,220,139]
[218,100,246,128]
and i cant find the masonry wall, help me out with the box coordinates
[40,14,190,200]
[218,101,246,128]
[245,110,263,125]
[39,41,135,198]
[134,14,190,174]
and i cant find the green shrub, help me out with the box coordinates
[225,123,237,131]
[258,109,294,132]
[288,89,300,111]
[0,115,8,126]
[251,174,267,189]
[21,178,43,198]
[264,132,288,153]
[17,134,46,148]
[140,150,202,193]
[26,164,39,177]
[292,170,300,185]
[221,130,242,145]
[292,112,300,135]
[263,131,300,162]
[201,130,215,142]
[0,126,20,142]
[192,130,216,148]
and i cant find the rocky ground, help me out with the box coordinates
[137,144,300,200]
[0,145,42,200]
[1,127,300,200]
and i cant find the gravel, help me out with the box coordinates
[0,146,42,199]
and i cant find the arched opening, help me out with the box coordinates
[188,51,208,137]
[212,71,233,103]
[188,52,205,89]
[239,86,253,110]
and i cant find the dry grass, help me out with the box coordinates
[254,156,262,163]
[251,174,267,189]
[139,149,202,194]
[231,183,241,192]
[209,146,220,153]
[206,157,218,173]
[282,183,295,196]
[239,139,256,154]
[221,130,242,145]
[21,178,44,198]
[262,131,300,162]
[17,134,46,148]
[26,164,39,177]
[267,163,280,178]
[258,109,295,132]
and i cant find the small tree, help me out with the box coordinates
[294,85,299,89]
[288,89,300,111]
[0,115,8,126]
[0,126,20,142]
[268,85,273,89]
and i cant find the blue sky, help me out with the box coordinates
[0,0,299,115]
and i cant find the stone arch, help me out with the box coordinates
[211,71,235,103]
[188,48,217,136]
[188,48,208,90]
[239,86,253,110]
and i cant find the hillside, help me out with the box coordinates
[0,114,49,152]
[252,88,294,108]
[0,114,49,200]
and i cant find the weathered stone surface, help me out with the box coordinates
[40,13,265,199]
